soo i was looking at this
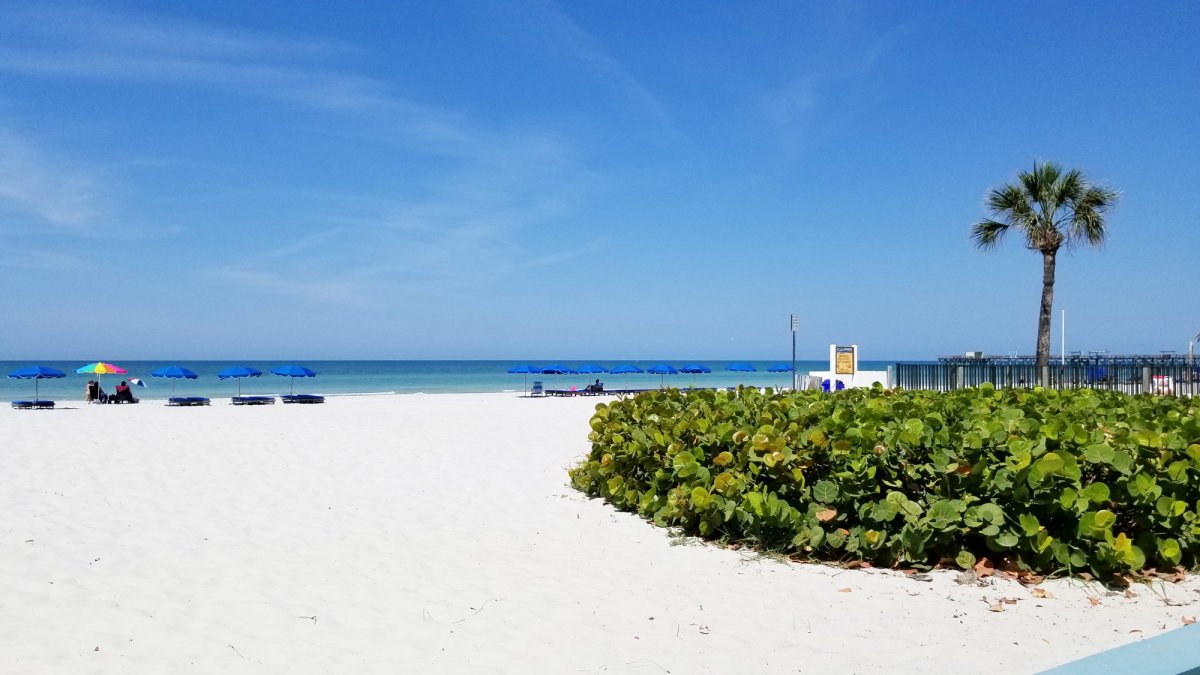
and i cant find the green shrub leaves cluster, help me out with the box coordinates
[568,385,1200,579]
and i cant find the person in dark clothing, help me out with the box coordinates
[113,380,137,404]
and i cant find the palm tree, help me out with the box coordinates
[971,161,1118,374]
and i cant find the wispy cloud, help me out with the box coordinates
[760,23,903,160]
[2,4,601,307]
[0,247,87,271]
[0,5,385,111]
[0,128,105,230]
[526,0,672,125]
[204,140,595,307]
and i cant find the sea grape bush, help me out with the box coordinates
[568,385,1200,579]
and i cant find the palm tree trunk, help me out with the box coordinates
[1036,249,1057,375]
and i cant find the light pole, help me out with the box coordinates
[791,313,798,390]
[1061,309,1066,366]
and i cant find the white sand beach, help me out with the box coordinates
[2,393,1197,674]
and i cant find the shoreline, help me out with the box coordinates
[2,393,1196,673]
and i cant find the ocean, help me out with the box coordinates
[0,360,896,402]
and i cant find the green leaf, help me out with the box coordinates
[826,529,847,549]
[1094,510,1117,529]
[1081,483,1110,504]
[872,499,899,522]
[993,531,1020,548]
[1155,496,1181,519]
[1158,538,1183,566]
[928,500,961,527]
[746,491,765,516]
[812,480,839,504]
[1059,487,1079,510]
[1019,513,1041,536]
[1168,460,1190,483]
[955,550,977,569]
[1083,443,1115,464]
[976,503,1005,525]
[1036,452,1064,475]
[1110,451,1133,474]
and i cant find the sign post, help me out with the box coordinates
[791,313,798,390]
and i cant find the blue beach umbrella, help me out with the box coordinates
[538,364,577,392]
[726,363,757,372]
[271,365,317,395]
[217,366,263,396]
[610,364,643,387]
[767,363,794,389]
[7,365,65,402]
[645,363,678,388]
[679,363,711,387]
[151,365,198,394]
[575,364,608,392]
[507,364,541,396]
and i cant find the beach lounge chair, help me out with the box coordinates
[281,394,324,404]
[167,396,211,406]
[11,400,54,410]
[531,381,544,397]
[231,395,275,405]
[821,379,847,392]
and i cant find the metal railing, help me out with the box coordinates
[894,354,1200,396]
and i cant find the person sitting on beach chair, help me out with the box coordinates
[113,381,138,404]
[584,379,604,393]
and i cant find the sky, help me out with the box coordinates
[1,1,1197,361]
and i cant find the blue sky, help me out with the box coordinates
[1,1,1197,360]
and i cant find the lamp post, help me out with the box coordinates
[791,313,798,390]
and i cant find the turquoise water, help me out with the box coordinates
[0,360,894,402]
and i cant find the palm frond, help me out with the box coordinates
[971,219,1009,249]
[986,185,1032,221]
[1068,184,1119,246]
[1054,169,1085,219]
[971,160,1117,255]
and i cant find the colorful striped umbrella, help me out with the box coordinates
[76,362,127,375]
[76,362,128,400]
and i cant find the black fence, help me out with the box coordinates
[894,354,1200,397]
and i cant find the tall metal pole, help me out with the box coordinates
[791,313,798,390]
[1061,309,1066,366]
